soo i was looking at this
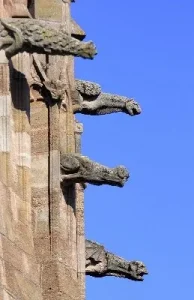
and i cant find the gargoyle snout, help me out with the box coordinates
[133,102,142,114]
[83,41,97,59]
[126,100,142,116]
[130,261,148,281]
[116,166,129,181]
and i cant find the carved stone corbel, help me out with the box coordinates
[0,18,97,59]
[29,53,67,103]
[86,240,148,281]
[60,153,129,187]
[73,79,141,116]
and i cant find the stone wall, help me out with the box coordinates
[0,49,42,299]
[0,0,86,299]
[30,1,85,300]
[0,5,42,300]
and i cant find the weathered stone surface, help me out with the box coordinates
[0,259,42,300]
[0,1,144,299]
[0,233,40,286]
[74,121,85,299]
[61,153,129,187]
[28,53,67,103]
[29,62,141,117]
[75,79,101,97]
[74,80,141,116]
[0,63,9,95]
[42,259,80,300]
[43,80,67,102]
[29,58,141,119]
[86,240,148,281]
[30,1,85,299]
[2,0,31,18]
[75,93,141,116]
[0,49,42,299]
[0,18,97,59]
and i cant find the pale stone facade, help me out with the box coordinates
[0,1,85,299]
[0,1,147,300]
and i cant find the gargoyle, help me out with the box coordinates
[0,18,97,59]
[60,153,129,187]
[86,240,148,281]
[73,79,141,116]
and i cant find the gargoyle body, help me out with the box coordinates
[0,18,97,59]
[74,79,141,116]
[86,240,148,281]
[60,153,129,187]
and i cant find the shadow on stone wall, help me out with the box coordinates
[62,184,76,216]
[9,59,30,122]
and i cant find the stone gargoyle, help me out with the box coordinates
[0,18,97,59]
[86,240,148,281]
[72,79,141,116]
[60,153,129,187]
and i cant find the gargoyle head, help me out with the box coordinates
[107,254,148,281]
[112,166,130,187]
[125,99,142,116]
[85,165,129,187]
[127,261,148,281]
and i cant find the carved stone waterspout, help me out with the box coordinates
[73,79,141,116]
[86,240,148,281]
[60,153,129,187]
[0,18,97,59]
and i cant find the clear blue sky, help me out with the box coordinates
[72,1,194,299]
